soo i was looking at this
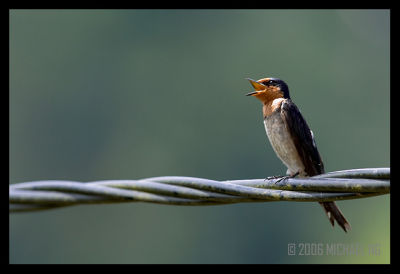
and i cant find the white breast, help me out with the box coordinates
[263,111,306,176]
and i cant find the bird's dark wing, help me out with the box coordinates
[280,99,324,176]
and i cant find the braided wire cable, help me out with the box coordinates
[9,168,390,213]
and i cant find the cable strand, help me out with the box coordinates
[9,168,390,213]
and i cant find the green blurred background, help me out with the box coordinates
[9,9,390,263]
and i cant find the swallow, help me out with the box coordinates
[246,77,351,232]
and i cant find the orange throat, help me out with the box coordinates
[263,98,285,118]
[252,86,285,118]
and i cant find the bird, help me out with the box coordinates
[245,77,351,232]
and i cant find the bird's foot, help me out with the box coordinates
[265,172,300,184]
[264,175,283,181]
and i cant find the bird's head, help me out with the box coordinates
[245,77,290,103]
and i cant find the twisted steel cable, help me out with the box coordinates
[9,168,390,213]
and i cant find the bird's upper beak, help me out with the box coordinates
[245,78,266,96]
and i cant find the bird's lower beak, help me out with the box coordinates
[245,91,259,96]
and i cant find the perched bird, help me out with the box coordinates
[246,77,351,232]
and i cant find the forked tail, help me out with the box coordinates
[319,202,351,232]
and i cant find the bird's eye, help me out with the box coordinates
[268,80,274,85]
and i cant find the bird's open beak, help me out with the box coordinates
[245,78,266,96]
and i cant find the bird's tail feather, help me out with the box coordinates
[319,202,351,232]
